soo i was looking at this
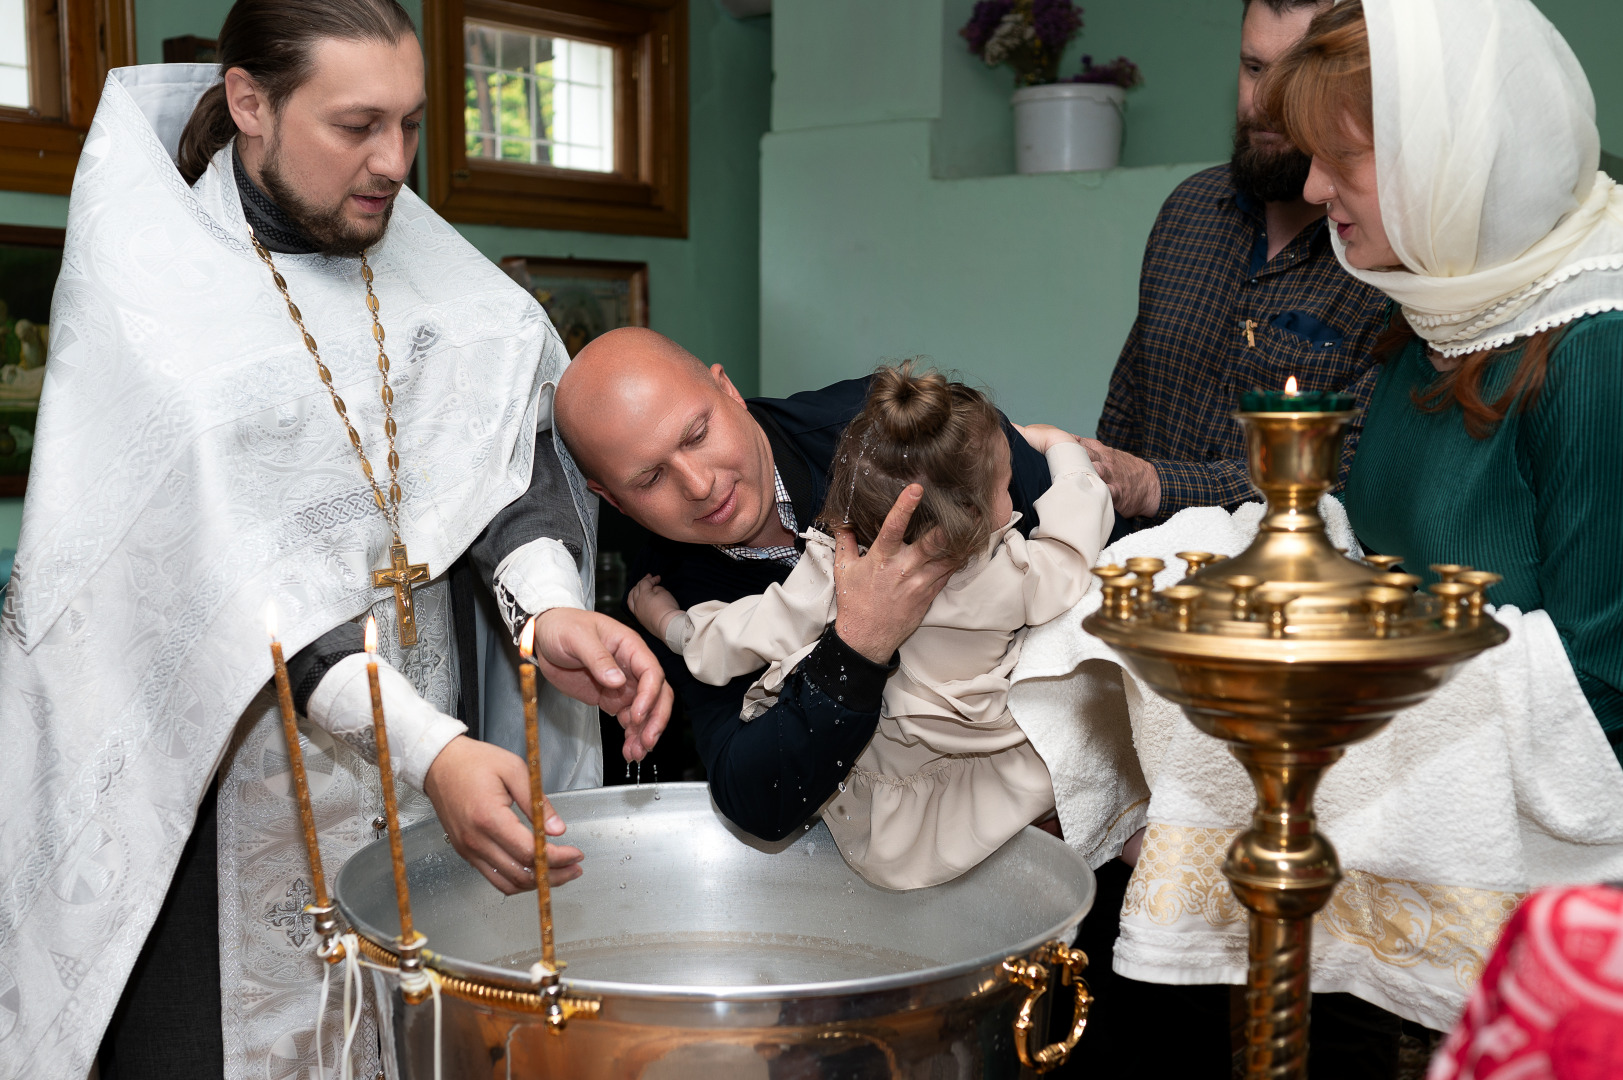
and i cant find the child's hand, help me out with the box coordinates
[1012,423,1082,454]
[627,574,682,639]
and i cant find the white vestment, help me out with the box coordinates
[0,65,599,1078]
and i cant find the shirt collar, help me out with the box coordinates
[715,467,800,566]
[233,142,320,256]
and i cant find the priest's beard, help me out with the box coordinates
[1230,117,1312,205]
[260,137,399,257]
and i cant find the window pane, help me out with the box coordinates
[463,21,614,174]
[0,0,28,110]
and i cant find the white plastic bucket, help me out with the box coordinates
[1012,82,1125,174]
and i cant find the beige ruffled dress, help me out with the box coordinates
[666,442,1113,889]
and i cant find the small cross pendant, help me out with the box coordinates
[372,542,431,647]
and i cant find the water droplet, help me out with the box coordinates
[624,762,630,781]
[804,823,812,830]
[837,781,846,793]
[654,792,661,800]
[836,761,842,768]
[619,882,627,889]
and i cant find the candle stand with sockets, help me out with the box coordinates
[1083,407,1509,1080]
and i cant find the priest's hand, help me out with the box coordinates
[832,484,956,664]
[1081,439,1161,519]
[531,607,674,762]
[424,735,585,895]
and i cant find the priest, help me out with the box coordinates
[0,2,669,1077]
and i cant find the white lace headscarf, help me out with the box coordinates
[1342,0,1623,356]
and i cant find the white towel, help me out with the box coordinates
[1010,499,1623,1030]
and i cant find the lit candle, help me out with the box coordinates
[1240,374,1355,413]
[267,603,333,920]
[518,617,558,973]
[366,616,420,955]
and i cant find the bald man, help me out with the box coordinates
[555,329,1061,840]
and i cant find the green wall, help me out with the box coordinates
[761,0,1217,435]
[760,0,1623,439]
[0,0,771,556]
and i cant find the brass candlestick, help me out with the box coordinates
[1084,409,1508,1080]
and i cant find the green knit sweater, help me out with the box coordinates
[1344,310,1623,765]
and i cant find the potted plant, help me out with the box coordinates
[960,0,1143,174]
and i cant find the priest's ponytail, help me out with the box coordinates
[177,85,236,185]
[175,0,417,185]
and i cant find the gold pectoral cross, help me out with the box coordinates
[373,542,430,647]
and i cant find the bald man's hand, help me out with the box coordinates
[832,484,957,664]
[531,607,674,761]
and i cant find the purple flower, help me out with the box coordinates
[1070,55,1143,89]
[960,0,1015,54]
[1031,0,1083,52]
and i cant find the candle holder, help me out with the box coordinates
[364,617,431,1005]
[268,607,347,964]
[518,618,572,1034]
[1084,409,1508,1079]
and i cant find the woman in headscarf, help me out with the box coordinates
[1265,0,1623,763]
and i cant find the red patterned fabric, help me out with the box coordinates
[1431,885,1623,1080]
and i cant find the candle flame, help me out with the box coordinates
[265,600,279,641]
[519,616,535,659]
[364,615,377,655]
[1284,375,1300,395]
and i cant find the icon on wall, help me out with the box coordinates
[0,226,64,497]
[500,256,649,358]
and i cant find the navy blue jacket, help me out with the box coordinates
[629,377,1053,840]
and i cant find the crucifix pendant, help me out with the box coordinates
[372,542,431,647]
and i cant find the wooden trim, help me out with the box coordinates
[425,0,688,238]
[0,225,68,248]
[0,0,137,196]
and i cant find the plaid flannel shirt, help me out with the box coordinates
[1097,164,1389,526]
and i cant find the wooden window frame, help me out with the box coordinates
[0,0,137,196]
[424,0,688,238]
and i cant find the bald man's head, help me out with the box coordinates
[556,327,781,547]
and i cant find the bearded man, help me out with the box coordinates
[0,2,670,1077]
[1081,0,1387,538]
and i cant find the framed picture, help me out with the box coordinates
[0,225,64,497]
[500,256,649,358]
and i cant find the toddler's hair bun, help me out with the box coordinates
[867,362,954,443]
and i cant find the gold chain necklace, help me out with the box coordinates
[251,232,429,647]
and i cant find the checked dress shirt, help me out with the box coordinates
[1097,163,1389,528]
